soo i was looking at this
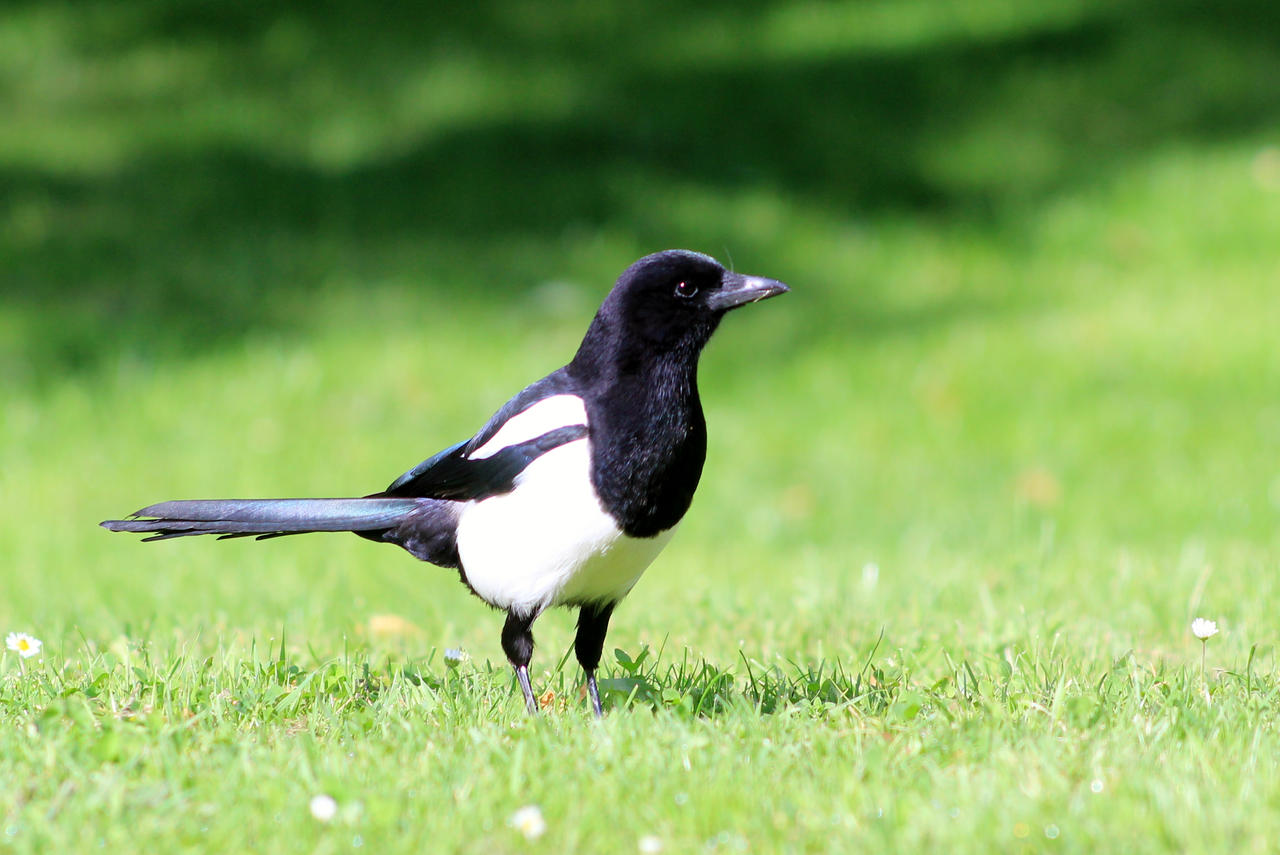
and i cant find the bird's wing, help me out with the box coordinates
[383,425,587,500]
[460,367,582,456]
[383,368,589,501]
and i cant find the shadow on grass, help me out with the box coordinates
[3,0,1277,383]
[595,644,905,717]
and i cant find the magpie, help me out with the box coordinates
[102,249,789,716]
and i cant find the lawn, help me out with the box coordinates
[2,0,1279,851]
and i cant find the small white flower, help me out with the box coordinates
[510,805,547,840]
[443,647,467,665]
[861,562,880,588]
[1191,618,1219,640]
[309,794,338,823]
[639,834,664,853]
[6,632,42,659]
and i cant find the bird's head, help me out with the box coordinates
[574,250,790,367]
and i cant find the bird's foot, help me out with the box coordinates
[586,672,605,718]
[515,664,539,715]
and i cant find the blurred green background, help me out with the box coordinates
[2,0,1278,665]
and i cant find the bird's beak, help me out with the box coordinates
[709,272,791,311]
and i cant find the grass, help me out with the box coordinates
[2,0,1279,851]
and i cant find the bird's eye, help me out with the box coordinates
[674,281,698,299]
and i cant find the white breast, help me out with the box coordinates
[454,437,676,615]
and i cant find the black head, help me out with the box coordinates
[573,250,790,366]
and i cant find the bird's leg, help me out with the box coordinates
[502,611,539,714]
[575,603,616,718]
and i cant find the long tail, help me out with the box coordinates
[100,498,420,542]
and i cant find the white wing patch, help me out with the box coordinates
[469,394,588,460]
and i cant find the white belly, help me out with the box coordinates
[454,438,676,615]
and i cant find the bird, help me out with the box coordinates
[102,249,789,716]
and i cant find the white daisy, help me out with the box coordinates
[5,632,42,659]
[309,794,338,822]
[510,805,547,840]
[639,835,664,853]
[1191,618,1218,640]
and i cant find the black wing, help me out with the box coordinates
[459,368,580,457]
[382,425,587,500]
[382,368,586,502]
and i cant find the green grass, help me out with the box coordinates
[2,0,1280,851]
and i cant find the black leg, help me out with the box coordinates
[575,603,616,718]
[502,611,539,714]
